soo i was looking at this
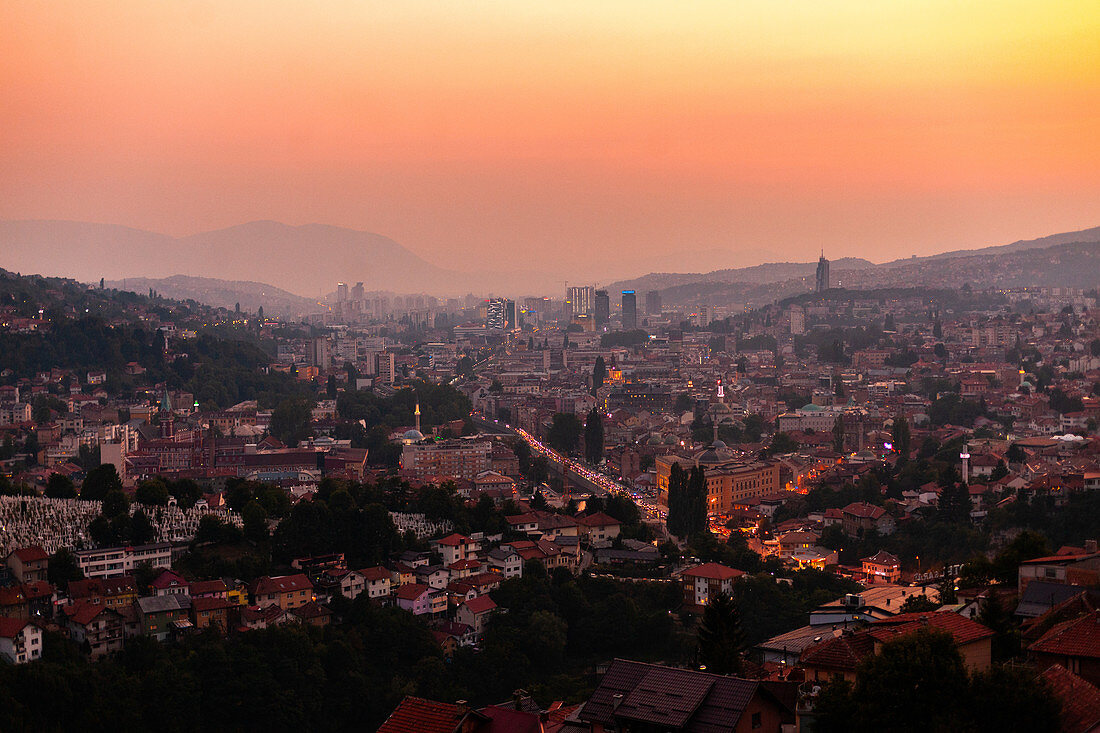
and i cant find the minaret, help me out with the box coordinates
[415,402,421,435]
[960,443,971,485]
[713,377,724,444]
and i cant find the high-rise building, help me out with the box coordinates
[504,299,517,330]
[815,252,830,293]
[789,306,805,335]
[337,282,349,302]
[352,282,365,301]
[568,286,595,317]
[645,290,662,316]
[621,291,637,330]
[486,299,506,331]
[594,290,610,325]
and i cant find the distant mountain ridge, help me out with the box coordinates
[0,219,469,297]
[104,275,321,319]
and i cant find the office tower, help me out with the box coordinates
[567,285,595,317]
[645,290,662,316]
[352,282,365,301]
[594,290,610,325]
[310,337,331,370]
[486,298,506,330]
[563,299,574,322]
[621,291,637,330]
[337,282,349,302]
[505,299,517,330]
[815,252,830,293]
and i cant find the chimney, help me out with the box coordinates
[1086,540,1097,554]
[611,693,625,711]
[919,615,929,626]
[455,700,469,717]
[513,689,528,710]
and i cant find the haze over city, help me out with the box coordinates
[3,1,1100,289]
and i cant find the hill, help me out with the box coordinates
[105,275,321,319]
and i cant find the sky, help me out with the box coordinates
[3,1,1100,277]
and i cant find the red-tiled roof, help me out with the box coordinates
[682,562,745,581]
[192,596,234,612]
[377,696,463,733]
[189,579,228,595]
[576,511,622,527]
[434,533,472,546]
[1040,664,1100,733]
[0,616,32,638]
[800,631,878,671]
[395,583,430,601]
[872,612,995,646]
[462,595,497,615]
[359,566,392,582]
[842,501,886,519]
[1030,610,1100,660]
[10,546,48,563]
[252,574,313,595]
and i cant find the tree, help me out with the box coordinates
[891,413,910,466]
[819,629,969,732]
[45,472,76,499]
[194,515,226,545]
[242,500,270,543]
[592,355,607,395]
[134,479,170,506]
[81,463,122,501]
[270,398,313,447]
[899,594,938,613]
[584,407,604,465]
[697,592,745,675]
[937,481,971,524]
[101,489,130,519]
[832,414,845,453]
[130,509,156,544]
[326,374,337,399]
[765,431,798,456]
[47,548,84,587]
[668,464,707,538]
[547,413,582,455]
[976,592,1019,662]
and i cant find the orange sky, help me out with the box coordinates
[3,1,1099,275]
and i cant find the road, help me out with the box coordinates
[472,413,665,529]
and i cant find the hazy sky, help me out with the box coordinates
[3,1,1099,273]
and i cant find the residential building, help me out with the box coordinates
[0,617,43,664]
[250,574,314,610]
[681,563,745,612]
[5,546,49,583]
[74,542,174,579]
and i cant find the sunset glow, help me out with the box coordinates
[3,1,1099,272]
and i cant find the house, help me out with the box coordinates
[431,533,479,566]
[841,502,895,537]
[242,604,291,630]
[189,578,229,599]
[1028,607,1100,687]
[191,595,235,631]
[250,574,314,610]
[376,697,468,733]
[341,566,392,601]
[1018,547,1100,592]
[414,564,452,590]
[447,558,482,580]
[777,530,821,558]
[68,576,137,610]
[150,569,190,596]
[504,512,540,534]
[0,617,44,664]
[680,563,745,612]
[575,512,622,544]
[800,612,993,683]
[486,547,523,579]
[455,595,497,641]
[137,595,191,641]
[861,550,901,584]
[290,600,332,627]
[64,602,125,659]
[0,581,54,620]
[1039,663,1100,733]
[396,583,444,616]
[5,546,49,583]
[578,658,794,732]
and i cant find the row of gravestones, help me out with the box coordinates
[388,511,454,540]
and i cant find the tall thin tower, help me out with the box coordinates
[815,251,830,293]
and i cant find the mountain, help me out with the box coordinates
[104,275,321,319]
[0,220,473,297]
